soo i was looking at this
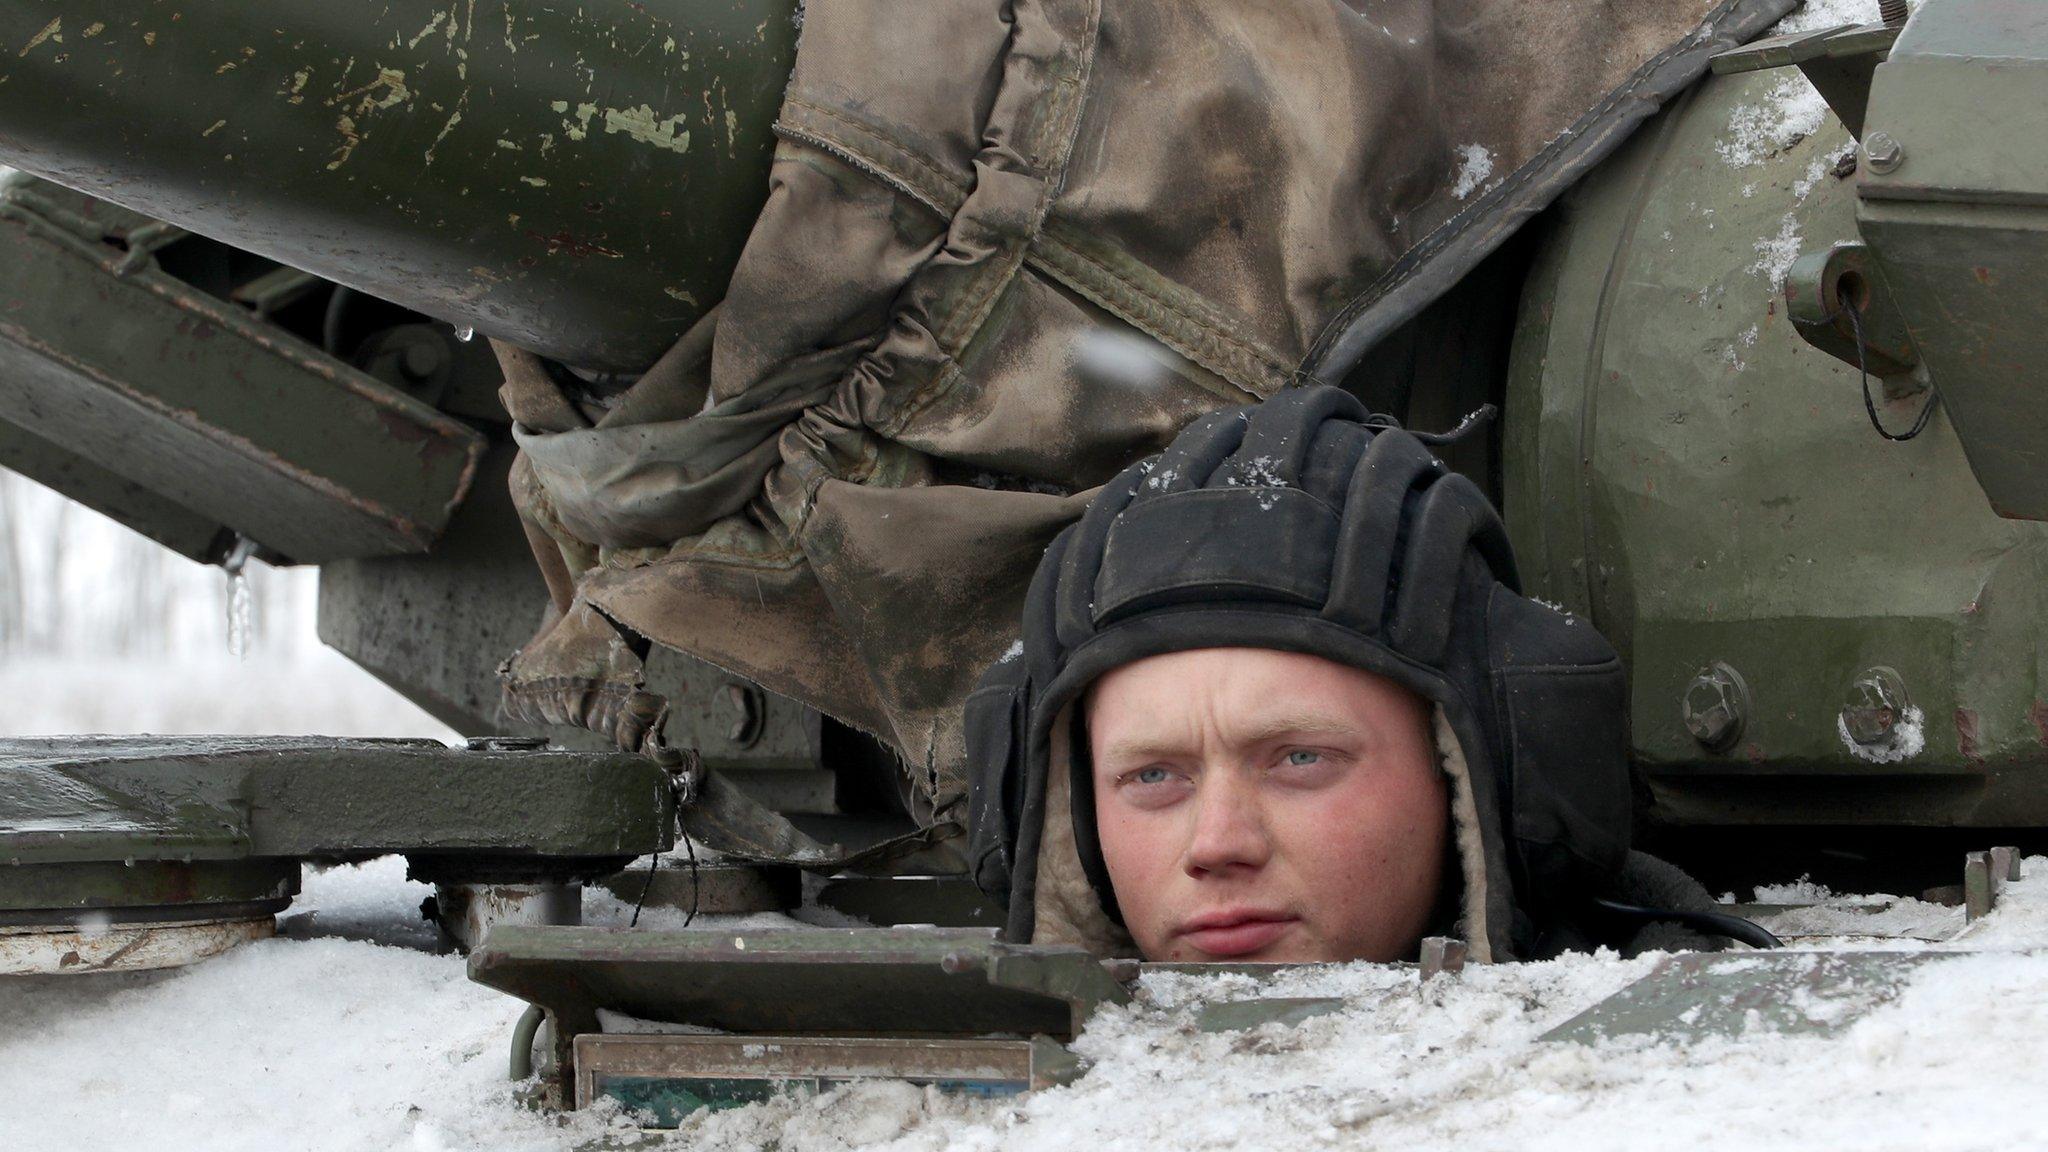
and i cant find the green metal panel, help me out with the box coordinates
[468,926,1129,1042]
[0,736,675,866]
[1194,998,1346,1034]
[1856,0,2048,207]
[574,1033,1070,1124]
[0,177,486,562]
[1541,952,1937,1043]
[1856,0,2048,519]
[0,0,799,371]
[1505,60,2048,825]
[0,859,298,922]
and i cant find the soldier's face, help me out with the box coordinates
[1087,648,1447,963]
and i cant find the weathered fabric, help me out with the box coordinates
[499,0,1793,840]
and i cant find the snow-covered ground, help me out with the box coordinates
[3,856,2046,1152]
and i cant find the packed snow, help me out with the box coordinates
[5,855,2047,1151]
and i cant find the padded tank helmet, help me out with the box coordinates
[964,385,1634,962]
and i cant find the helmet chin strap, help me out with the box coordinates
[1365,403,1499,447]
[1589,898,1782,950]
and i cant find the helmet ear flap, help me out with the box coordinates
[1389,473,1517,666]
[1322,430,1442,636]
[1225,385,1368,486]
[963,655,1030,908]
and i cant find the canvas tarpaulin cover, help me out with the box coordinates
[496,0,1794,854]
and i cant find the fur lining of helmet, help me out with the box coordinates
[1026,700,1498,965]
[1031,703,1138,956]
[1435,706,1494,964]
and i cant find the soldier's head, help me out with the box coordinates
[1082,646,1446,962]
[966,385,1634,964]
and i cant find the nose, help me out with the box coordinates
[1182,770,1273,878]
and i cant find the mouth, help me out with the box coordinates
[1173,909,1300,958]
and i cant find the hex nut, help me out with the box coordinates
[1863,131,1904,175]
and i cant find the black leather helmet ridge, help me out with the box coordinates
[964,384,1633,962]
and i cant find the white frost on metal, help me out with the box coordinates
[1749,143,1859,289]
[1837,703,1927,763]
[1718,73,1829,168]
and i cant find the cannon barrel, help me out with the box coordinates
[0,1,797,372]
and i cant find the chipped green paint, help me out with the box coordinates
[16,15,57,56]
[0,0,801,370]
[327,114,361,170]
[324,67,412,170]
[407,11,448,50]
[426,99,465,164]
[554,99,597,142]
[602,103,689,155]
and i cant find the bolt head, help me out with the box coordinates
[1864,132,1904,175]
[1681,663,1748,751]
[1840,667,1910,749]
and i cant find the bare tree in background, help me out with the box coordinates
[0,472,24,653]
[36,496,68,651]
[113,532,167,656]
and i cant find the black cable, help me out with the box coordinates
[1409,403,1499,447]
[629,850,658,928]
[1361,403,1499,447]
[321,286,355,358]
[681,824,700,928]
[1593,897,1784,950]
[1843,292,1937,442]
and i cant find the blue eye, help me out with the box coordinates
[1285,750,1321,766]
[1134,766,1173,784]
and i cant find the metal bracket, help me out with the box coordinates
[1964,846,2023,922]
[1784,243,1929,398]
[1710,22,1901,139]
[1419,936,1469,982]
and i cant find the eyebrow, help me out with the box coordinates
[1096,713,1368,764]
